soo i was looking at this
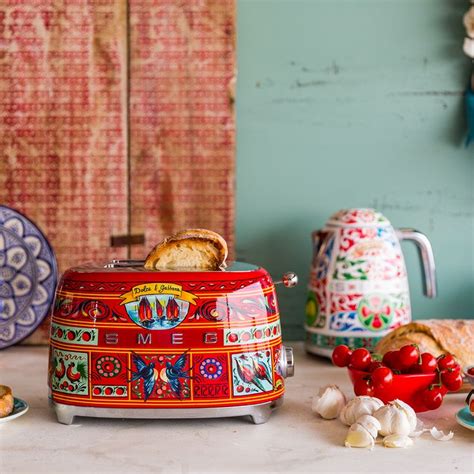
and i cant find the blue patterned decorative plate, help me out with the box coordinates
[0,206,57,348]
[0,397,29,423]
[456,406,474,431]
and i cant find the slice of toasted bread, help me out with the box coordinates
[144,228,228,271]
[0,385,14,418]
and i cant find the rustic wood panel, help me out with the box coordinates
[0,1,128,343]
[129,0,236,259]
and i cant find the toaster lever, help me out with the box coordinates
[275,272,298,288]
[104,259,145,268]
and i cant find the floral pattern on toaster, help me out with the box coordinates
[193,354,229,399]
[232,350,273,396]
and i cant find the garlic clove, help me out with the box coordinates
[373,399,417,436]
[356,414,381,439]
[392,399,417,433]
[345,423,375,449]
[383,434,414,448]
[312,384,346,420]
[339,396,384,426]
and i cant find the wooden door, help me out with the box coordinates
[0,1,235,343]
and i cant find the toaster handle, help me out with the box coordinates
[104,259,145,268]
[274,272,298,288]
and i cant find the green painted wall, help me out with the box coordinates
[236,0,474,339]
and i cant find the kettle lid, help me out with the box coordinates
[326,208,390,227]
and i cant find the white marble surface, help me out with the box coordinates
[0,343,472,474]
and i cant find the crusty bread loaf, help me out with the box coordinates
[0,385,14,418]
[375,319,474,368]
[144,228,228,271]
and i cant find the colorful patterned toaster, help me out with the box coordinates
[48,260,297,424]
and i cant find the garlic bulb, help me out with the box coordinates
[373,399,417,436]
[383,434,414,448]
[339,396,384,426]
[344,423,374,449]
[356,414,381,439]
[312,385,346,420]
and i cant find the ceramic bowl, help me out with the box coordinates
[463,365,474,387]
[348,367,448,412]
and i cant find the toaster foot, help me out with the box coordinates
[248,404,272,425]
[248,397,283,424]
[55,404,75,425]
[52,398,284,425]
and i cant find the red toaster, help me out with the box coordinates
[48,260,297,424]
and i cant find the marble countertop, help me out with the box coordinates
[0,343,472,473]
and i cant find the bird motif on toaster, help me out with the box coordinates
[160,351,192,399]
[129,353,156,401]
[129,351,192,401]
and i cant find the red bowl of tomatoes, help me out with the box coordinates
[347,367,447,412]
[332,345,462,413]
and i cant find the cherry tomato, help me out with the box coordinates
[354,378,375,396]
[349,348,372,371]
[368,361,383,373]
[468,367,474,376]
[392,354,407,372]
[441,370,463,392]
[332,345,352,368]
[437,354,457,371]
[422,386,444,410]
[383,350,405,372]
[371,366,394,388]
[449,363,461,374]
[416,352,438,373]
[382,351,397,369]
[398,344,419,370]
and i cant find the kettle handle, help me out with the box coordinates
[396,228,437,298]
[311,229,332,267]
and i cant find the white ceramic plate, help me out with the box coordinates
[0,397,29,424]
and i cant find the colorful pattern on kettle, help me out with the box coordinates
[48,266,285,409]
[306,209,412,354]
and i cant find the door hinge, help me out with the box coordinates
[110,234,145,247]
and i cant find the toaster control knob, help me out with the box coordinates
[276,272,298,288]
[280,346,295,378]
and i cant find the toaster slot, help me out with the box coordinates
[104,259,145,268]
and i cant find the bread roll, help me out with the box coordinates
[144,228,228,271]
[0,385,14,418]
[375,319,474,367]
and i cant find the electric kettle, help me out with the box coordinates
[305,208,436,357]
